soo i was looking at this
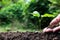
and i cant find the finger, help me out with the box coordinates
[43,27,53,33]
[50,14,60,27]
[53,26,60,32]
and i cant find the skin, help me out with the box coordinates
[49,14,60,28]
[43,14,60,33]
[43,27,53,33]
[53,26,60,32]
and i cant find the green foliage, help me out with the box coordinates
[0,3,23,25]
[27,0,52,15]
[32,11,40,17]
[41,13,55,17]
[0,0,60,30]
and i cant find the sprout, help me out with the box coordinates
[32,11,40,17]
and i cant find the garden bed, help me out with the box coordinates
[0,32,60,40]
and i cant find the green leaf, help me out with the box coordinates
[32,11,40,17]
[41,13,55,17]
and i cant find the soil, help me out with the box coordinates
[0,32,60,40]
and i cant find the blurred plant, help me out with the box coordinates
[32,11,40,17]
[0,0,59,30]
[0,3,23,25]
[41,13,55,17]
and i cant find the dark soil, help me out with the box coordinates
[0,32,60,40]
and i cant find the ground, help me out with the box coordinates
[0,32,60,40]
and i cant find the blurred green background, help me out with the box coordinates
[0,0,60,32]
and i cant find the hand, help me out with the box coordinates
[53,26,60,32]
[50,14,60,28]
[43,27,53,33]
